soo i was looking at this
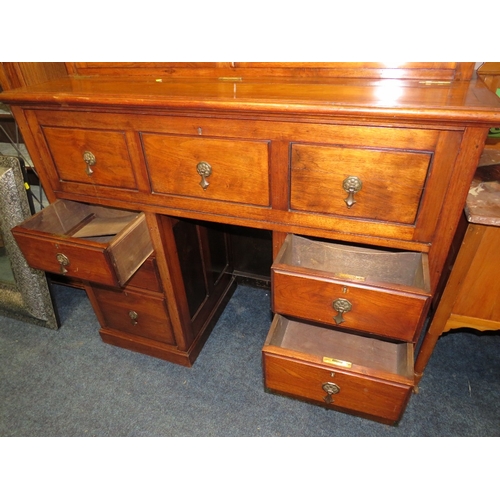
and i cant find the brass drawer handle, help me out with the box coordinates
[196,161,212,190]
[56,253,70,275]
[83,151,96,176]
[342,175,362,208]
[322,382,340,404]
[129,310,138,326]
[332,298,352,325]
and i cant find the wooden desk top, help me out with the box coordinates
[2,74,500,126]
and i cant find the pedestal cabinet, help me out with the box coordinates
[2,62,500,423]
[263,235,421,423]
[11,197,235,366]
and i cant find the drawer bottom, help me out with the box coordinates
[262,315,414,424]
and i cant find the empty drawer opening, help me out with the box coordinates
[18,199,141,241]
[268,315,413,379]
[69,212,139,241]
[278,234,429,291]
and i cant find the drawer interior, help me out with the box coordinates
[19,199,141,242]
[13,199,154,287]
[277,234,429,290]
[266,314,413,379]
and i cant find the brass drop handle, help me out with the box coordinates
[83,151,96,176]
[342,176,362,208]
[322,382,340,404]
[332,298,352,325]
[56,253,70,275]
[196,161,212,190]
[129,310,138,326]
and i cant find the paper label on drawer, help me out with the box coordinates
[323,357,352,368]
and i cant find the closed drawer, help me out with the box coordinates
[262,315,413,424]
[12,199,153,287]
[290,143,432,224]
[41,126,137,190]
[91,285,175,345]
[272,235,431,341]
[142,133,270,206]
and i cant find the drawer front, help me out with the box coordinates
[41,126,137,189]
[92,286,175,345]
[272,271,428,341]
[290,144,432,224]
[11,200,153,287]
[13,232,121,285]
[142,134,270,206]
[263,353,411,424]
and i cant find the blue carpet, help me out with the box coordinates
[1,283,499,437]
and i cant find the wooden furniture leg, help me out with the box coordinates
[415,223,485,384]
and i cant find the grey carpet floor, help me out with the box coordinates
[1,283,499,436]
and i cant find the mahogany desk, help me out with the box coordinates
[2,62,500,424]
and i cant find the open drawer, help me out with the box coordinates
[12,199,153,287]
[272,234,431,342]
[262,314,414,424]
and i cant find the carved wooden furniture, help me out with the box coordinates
[2,62,500,424]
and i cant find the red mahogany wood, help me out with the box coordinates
[272,235,431,342]
[11,199,154,287]
[262,315,414,424]
[3,75,499,126]
[65,62,475,81]
[89,284,176,344]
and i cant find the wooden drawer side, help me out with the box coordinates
[106,212,154,286]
